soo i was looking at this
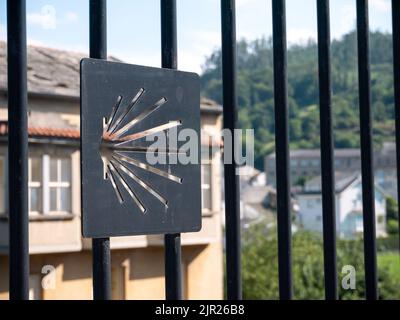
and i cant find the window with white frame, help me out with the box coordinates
[201,163,212,212]
[201,147,212,212]
[29,153,72,215]
[49,157,71,213]
[29,156,43,214]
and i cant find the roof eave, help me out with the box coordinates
[0,88,80,102]
[1,88,223,114]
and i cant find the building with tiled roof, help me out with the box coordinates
[296,172,387,238]
[0,41,223,300]
[265,144,397,198]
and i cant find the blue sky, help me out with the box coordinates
[0,0,393,74]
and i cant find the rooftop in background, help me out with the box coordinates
[0,41,115,98]
[380,141,396,155]
[0,121,79,141]
[199,97,223,114]
[299,171,387,196]
[0,41,222,113]
[266,148,361,159]
[266,142,397,160]
[303,172,360,194]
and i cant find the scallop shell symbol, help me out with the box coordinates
[99,88,183,214]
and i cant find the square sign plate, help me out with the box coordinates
[80,58,201,238]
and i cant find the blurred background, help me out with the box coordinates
[0,0,399,299]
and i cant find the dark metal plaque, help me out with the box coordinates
[80,58,201,238]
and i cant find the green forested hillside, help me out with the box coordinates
[201,31,395,168]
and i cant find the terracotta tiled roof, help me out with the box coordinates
[0,121,80,140]
[0,121,222,146]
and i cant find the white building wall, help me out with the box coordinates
[298,195,323,232]
[298,179,387,238]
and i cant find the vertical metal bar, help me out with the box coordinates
[316,0,338,300]
[161,0,177,69]
[161,0,182,300]
[90,0,107,60]
[356,0,378,300]
[92,237,111,300]
[164,233,182,300]
[7,0,29,300]
[90,0,111,301]
[221,0,242,300]
[272,0,292,300]
[392,0,400,251]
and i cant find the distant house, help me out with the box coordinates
[296,172,387,238]
[265,145,397,198]
[265,149,361,187]
[375,142,397,199]
[237,165,266,188]
[240,185,269,221]
[221,165,272,228]
[224,165,268,226]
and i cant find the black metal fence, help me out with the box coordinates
[5,0,400,300]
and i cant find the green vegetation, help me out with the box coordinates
[378,253,400,285]
[242,224,400,300]
[386,196,399,236]
[201,31,395,168]
[205,31,400,300]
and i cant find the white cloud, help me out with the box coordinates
[236,0,258,7]
[370,0,391,12]
[27,7,79,30]
[112,50,160,69]
[179,50,208,74]
[287,28,316,45]
[27,39,45,47]
[0,23,6,40]
[332,4,356,39]
[112,29,222,74]
[27,5,57,30]
[65,11,78,23]
[237,29,265,42]
[188,30,221,52]
[179,29,221,73]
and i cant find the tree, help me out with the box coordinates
[201,31,395,170]
[241,224,400,299]
[386,196,399,235]
[386,196,398,221]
